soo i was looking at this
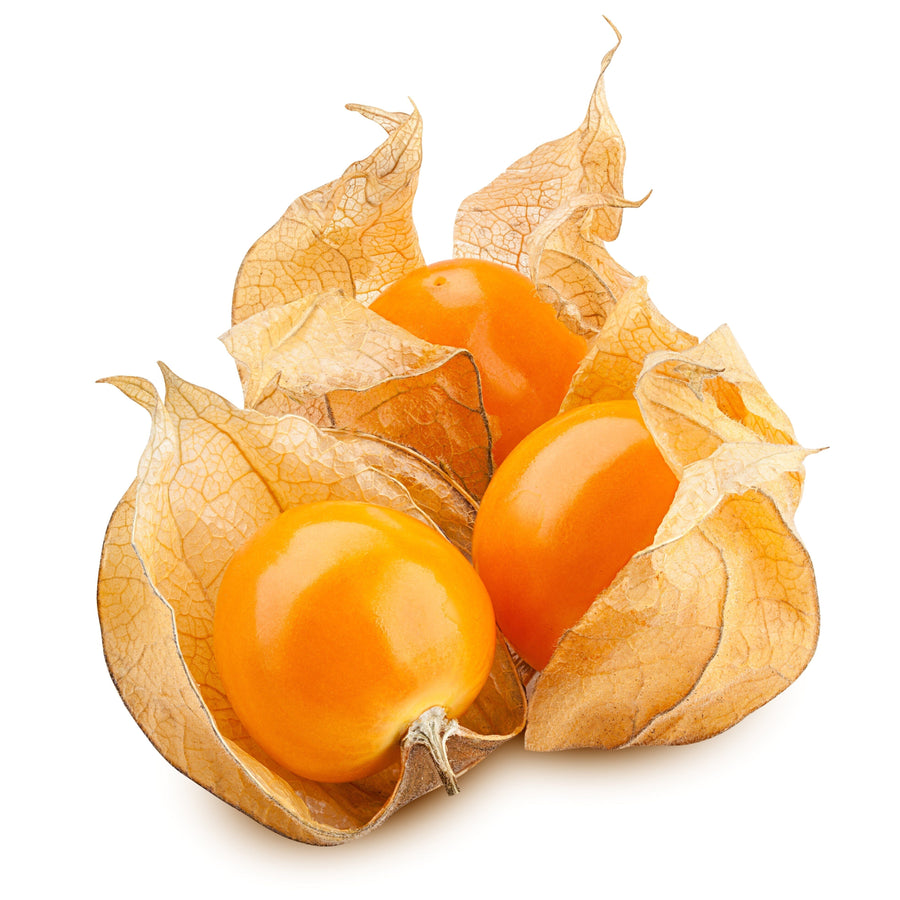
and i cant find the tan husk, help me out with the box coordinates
[221,290,492,498]
[560,276,697,404]
[525,192,646,337]
[225,104,494,498]
[232,103,425,325]
[97,368,525,844]
[454,20,632,271]
[523,322,818,750]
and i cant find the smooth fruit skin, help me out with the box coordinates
[472,400,679,671]
[213,501,496,783]
[369,258,588,463]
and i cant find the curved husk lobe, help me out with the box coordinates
[222,290,493,499]
[232,104,426,323]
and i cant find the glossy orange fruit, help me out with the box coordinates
[213,500,496,783]
[472,400,679,671]
[369,258,588,463]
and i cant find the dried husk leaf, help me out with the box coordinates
[636,325,800,477]
[524,326,819,750]
[525,192,644,336]
[454,24,629,273]
[221,290,492,498]
[97,367,525,844]
[560,275,698,406]
[232,104,425,325]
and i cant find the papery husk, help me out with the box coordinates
[232,104,425,325]
[525,192,645,337]
[97,368,525,844]
[454,21,633,272]
[524,320,819,750]
[451,23,646,340]
[221,290,492,498]
[227,105,494,498]
[560,276,697,402]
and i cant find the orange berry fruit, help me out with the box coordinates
[472,400,679,671]
[214,500,496,783]
[369,258,588,464]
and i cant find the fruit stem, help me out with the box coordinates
[403,706,461,796]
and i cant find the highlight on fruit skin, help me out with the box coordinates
[472,400,679,671]
[213,500,497,785]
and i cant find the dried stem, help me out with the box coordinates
[403,706,461,796]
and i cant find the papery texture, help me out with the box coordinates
[525,193,643,336]
[561,276,697,406]
[232,105,425,325]
[454,25,628,273]
[98,368,525,843]
[222,291,492,498]
[525,328,818,750]
[636,325,799,476]
[450,37,817,752]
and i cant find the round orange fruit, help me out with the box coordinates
[472,400,679,671]
[214,500,496,783]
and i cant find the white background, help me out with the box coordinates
[4,1,897,897]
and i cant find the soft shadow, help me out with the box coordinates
[193,707,769,858]
[188,739,517,858]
